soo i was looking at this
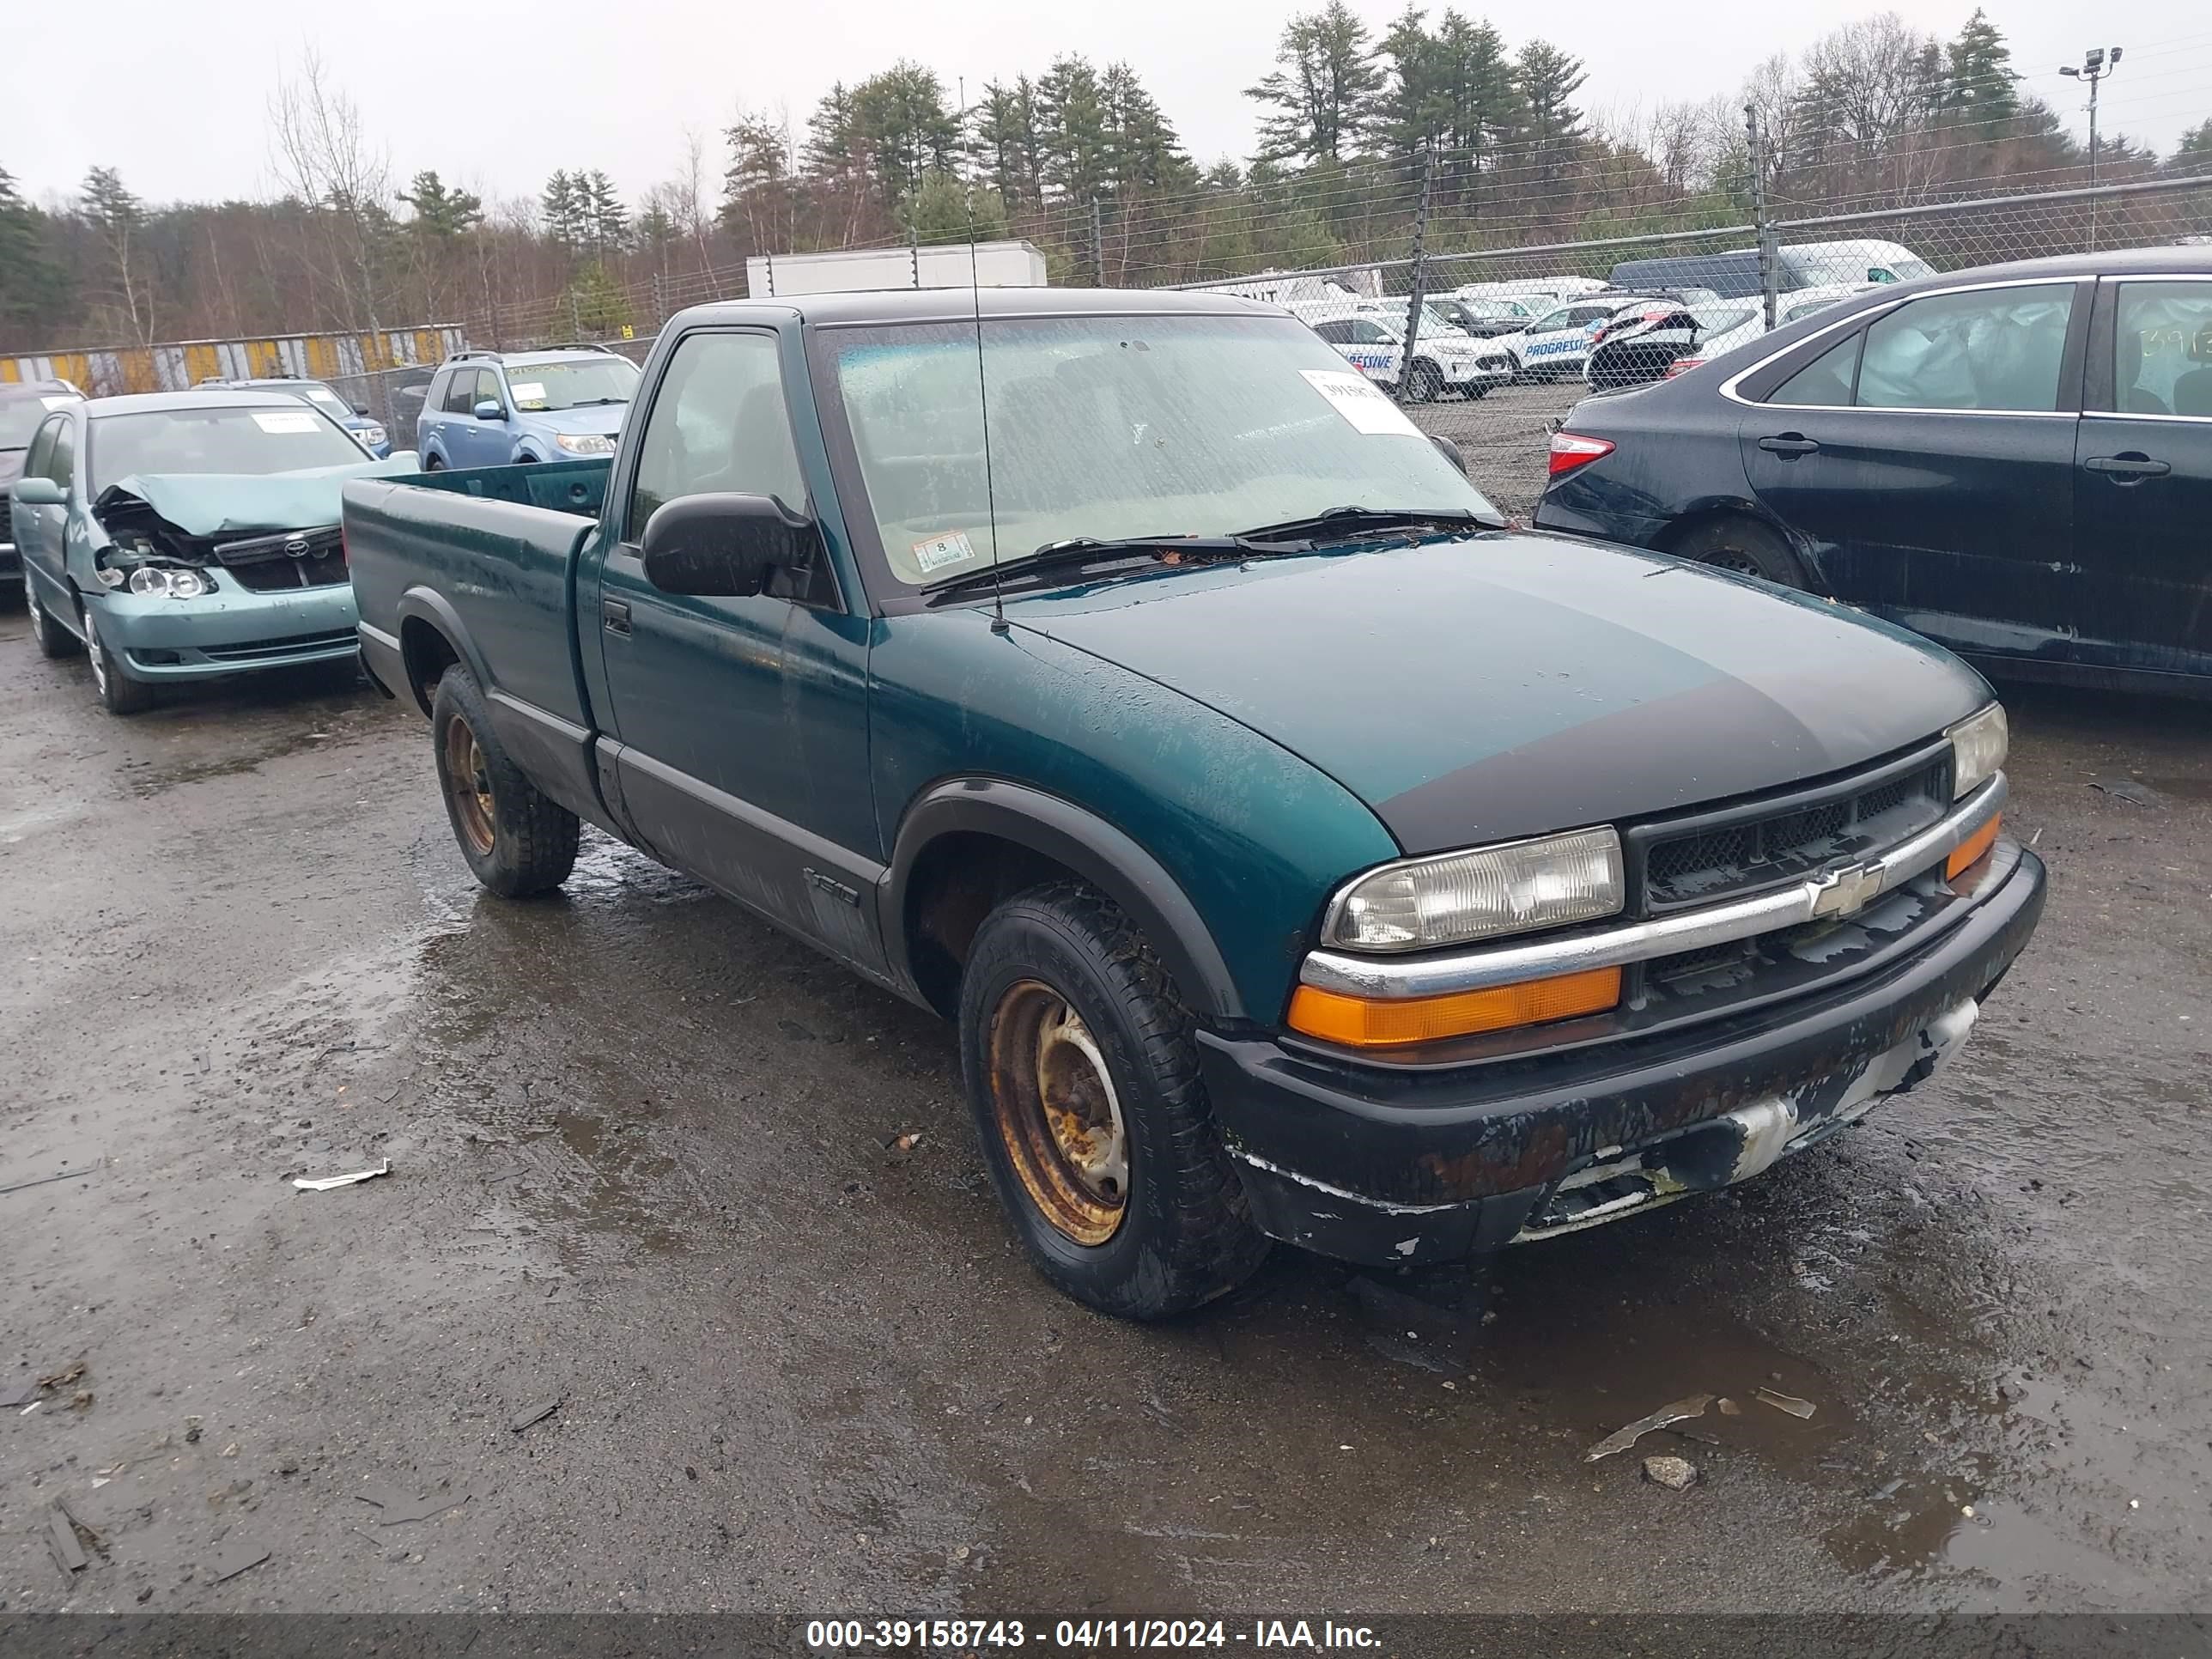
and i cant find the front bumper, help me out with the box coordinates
[89,580,360,679]
[1199,842,2045,1267]
[1438,356,1512,386]
[0,539,18,582]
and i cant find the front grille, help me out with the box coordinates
[213,527,349,591]
[199,629,356,662]
[1638,754,1949,910]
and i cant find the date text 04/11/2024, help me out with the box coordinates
[805,1621,1382,1650]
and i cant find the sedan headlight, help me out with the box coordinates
[362,424,389,448]
[126,565,211,599]
[555,433,616,456]
[1323,826,1625,952]
[1947,703,2008,799]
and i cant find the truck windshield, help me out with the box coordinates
[88,406,369,489]
[823,313,1498,587]
[505,358,641,411]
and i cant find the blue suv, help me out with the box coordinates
[416,345,640,471]
[194,377,392,458]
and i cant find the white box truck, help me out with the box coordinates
[745,240,1048,297]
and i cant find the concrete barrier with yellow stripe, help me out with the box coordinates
[2,325,466,398]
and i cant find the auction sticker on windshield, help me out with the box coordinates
[913,530,979,573]
[252,410,321,434]
[1299,369,1423,437]
[508,382,549,409]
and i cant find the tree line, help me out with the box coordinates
[3,11,2209,357]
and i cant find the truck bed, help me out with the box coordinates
[343,459,611,740]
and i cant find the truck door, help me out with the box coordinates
[2074,274,2212,679]
[586,326,886,971]
[1739,280,2086,661]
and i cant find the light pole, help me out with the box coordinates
[2060,45,2122,249]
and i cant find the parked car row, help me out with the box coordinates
[1540,243,2212,695]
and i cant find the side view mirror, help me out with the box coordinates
[472,399,505,422]
[641,493,816,599]
[10,477,64,507]
[1431,434,1468,477]
[353,402,370,416]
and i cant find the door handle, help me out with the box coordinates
[1758,434,1820,457]
[601,598,632,636]
[2083,453,2171,482]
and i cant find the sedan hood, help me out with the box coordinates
[93,456,420,537]
[1004,532,1989,854]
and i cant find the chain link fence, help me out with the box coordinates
[1183,172,2212,518]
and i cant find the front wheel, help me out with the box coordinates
[27,580,81,660]
[1403,360,1444,404]
[85,611,155,714]
[429,665,580,896]
[958,884,1268,1320]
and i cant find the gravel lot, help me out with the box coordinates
[1407,377,1585,517]
[3,583,2208,1617]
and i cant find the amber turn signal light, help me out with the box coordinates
[1287,966,1623,1049]
[1945,814,2001,879]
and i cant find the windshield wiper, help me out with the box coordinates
[562,398,629,408]
[923,533,1264,600]
[1231,505,1498,542]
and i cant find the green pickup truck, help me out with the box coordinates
[345,289,2044,1320]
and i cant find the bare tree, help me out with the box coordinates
[270,52,392,344]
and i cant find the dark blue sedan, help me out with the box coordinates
[1535,245,2212,696]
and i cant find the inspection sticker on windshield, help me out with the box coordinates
[507,382,549,410]
[251,410,321,434]
[912,531,978,573]
[1299,368,1423,437]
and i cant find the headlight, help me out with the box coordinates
[363,425,388,447]
[555,433,615,455]
[1323,826,1625,952]
[1947,703,2008,799]
[126,566,210,599]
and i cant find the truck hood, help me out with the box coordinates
[1003,532,1990,854]
[93,457,418,537]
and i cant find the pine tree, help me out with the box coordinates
[0,167,66,329]
[81,166,155,344]
[1513,40,1588,171]
[1944,9,2019,125]
[1038,56,1110,204]
[970,79,1047,208]
[580,171,628,253]
[541,170,582,248]
[402,170,483,238]
[849,63,961,211]
[1246,0,1385,166]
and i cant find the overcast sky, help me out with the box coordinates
[7,0,2208,212]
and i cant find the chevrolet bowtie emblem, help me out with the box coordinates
[1809,861,1885,919]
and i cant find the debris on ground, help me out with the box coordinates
[1586,1394,1714,1462]
[1,1163,100,1196]
[882,1132,922,1152]
[1717,1397,1742,1416]
[208,1539,270,1582]
[1753,1387,1818,1420]
[2089,778,2167,808]
[46,1504,90,1577]
[509,1397,561,1434]
[1642,1455,1700,1491]
[354,1484,471,1524]
[293,1160,391,1192]
[0,1377,40,1409]
[39,1361,86,1391]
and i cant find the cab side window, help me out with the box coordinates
[1312,320,1355,345]
[1856,284,2074,413]
[23,415,60,483]
[49,418,76,490]
[1347,319,1392,344]
[1532,308,1571,333]
[441,370,479,415]
[628,331,807,544]
[2112,282,2212,418]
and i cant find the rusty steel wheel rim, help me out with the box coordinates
[443,716,496,858]
[986,980,1129,1247]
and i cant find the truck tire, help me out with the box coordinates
[429,665,579,896]
[84,611,155,714]
[1668,515,1812,590]
[957,883,1269,1320]
[27,581,81,659]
